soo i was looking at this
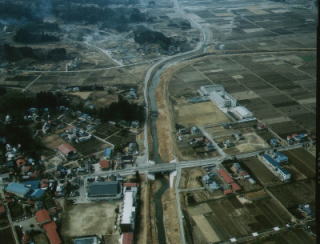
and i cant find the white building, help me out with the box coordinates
[199,85,224,96]
[230,106,253,120]
[199,85,237,109]
[120,184,138,232]
[199,84,255,121]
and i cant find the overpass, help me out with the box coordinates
[85,143,303,178]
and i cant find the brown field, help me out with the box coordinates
[179,167,205,189]
[73,138,106,156]
[174,101,230,127]
[61,202,120,241]
[162,188,181,244]
[284,148,315,178]
[268,179,315,209]
[156,65,179,162]
[42,134,66,149]
[185,194,291,242]
[247,228,316,244]
[0,228,15,244]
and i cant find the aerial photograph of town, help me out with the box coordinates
[0,0,317,243]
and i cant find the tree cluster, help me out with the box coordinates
[0,2,39,21]
[0,91,69,153]
[3,44,67,62]
[0,91,68,119]
[14,28,60,44]
[56,5,147,31]
[91,96,145,123]
[134,28,172,50]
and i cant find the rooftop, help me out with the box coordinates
[35,209,51,224]
[5,182,31,197]
[73,236,99,244]
[57,143,77,156]
[99,160,110,169]
[43,221,62,244]
[121,191,134,225]
[87,181,121,198]
[218,169,234,184]
[122,233,134,244]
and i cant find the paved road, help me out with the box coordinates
[83,143,302,178]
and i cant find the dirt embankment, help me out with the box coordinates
[162,188,181,244]
[150,180,162,244]
[136,180,152,244]
[155,62,190,162]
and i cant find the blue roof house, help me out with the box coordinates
[104,148,113,159]
[6,183,31,198]
[24,180,40,190]
[273,152,288,164]
[30,189,45,199]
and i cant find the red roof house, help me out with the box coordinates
[231,183,241,192]
[123,182,139,188]
[218,169,234,184]
[122,232,134,244]
[223,189,233,195]
[57,144,77,156]
[99,160,110,170]
[43,222,62,244]
[35,209,51,225]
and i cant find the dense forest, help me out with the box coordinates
[0,2,40,22]
[56,5,147,29]
[3,44,67,62]
[134,27,173,50]
[94,96,145,123]
[14,28,60,43]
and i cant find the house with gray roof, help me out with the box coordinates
[87,181,122,201]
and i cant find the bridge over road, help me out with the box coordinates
[85,143,303,178]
